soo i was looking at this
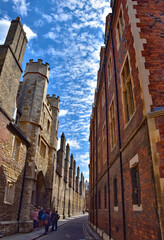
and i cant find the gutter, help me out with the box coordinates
[95,109,98,230]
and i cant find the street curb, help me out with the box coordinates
[85,225,102,240]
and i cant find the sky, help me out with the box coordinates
[0,0,111,181]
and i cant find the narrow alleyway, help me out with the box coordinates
[37,215,101,240]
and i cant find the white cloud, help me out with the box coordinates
[23,24,37,40]
[13,0,30,16]
[43,31,57,40]
[59,109,68,117]
[34,19,44,27]
[57,138,60,150]
[52,13,72,22]
[0,18,10,44]
[0,18,37,43]
[83,171,89,182]
[67,139,81,150]
[42,14,53,23]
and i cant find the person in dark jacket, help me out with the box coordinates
[43,211,51,234]
[51,209,56,231]
[54,210,60,231]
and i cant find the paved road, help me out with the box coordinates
[37,215,99,240]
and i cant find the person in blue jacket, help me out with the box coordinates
[43,211,51,234]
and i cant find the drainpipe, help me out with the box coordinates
[103,62,111,239]
[95,111,98,230]
[111,29,126,240]
[17,145,30,233]
[92,121,95,226]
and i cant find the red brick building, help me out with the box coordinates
[89,0,164,239]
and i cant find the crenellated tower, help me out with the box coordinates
[56,133,66,176]
[47,94,60,151]
[73,159,76,190]
[18,59,50,126]
[76,166,80,193]
[0,17,27,118]
[64,143,70,182]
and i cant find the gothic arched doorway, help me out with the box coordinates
[36,171,45,208]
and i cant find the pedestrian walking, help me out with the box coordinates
[54,210,60,231]
[38,206,44,227]
[50,209,56,231]
[43,211,51,234]
[32,208,38,229]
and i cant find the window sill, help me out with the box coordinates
[133,204,142,212]
[111,143,116,152]
[125,111,135,129]
[114,206,118,211]
[4,200,13,205]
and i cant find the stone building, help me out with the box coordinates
[89,1,164,240]
[84,180,89,212]
[52,133,85,219]
[0,18,85,237]
[0,17,30,236]
[16,59,60,232]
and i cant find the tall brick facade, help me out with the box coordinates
[89,1,164,240]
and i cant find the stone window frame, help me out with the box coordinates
[121,53,135,126]
[12,136,21,161]
[109,97,116,150]
[102,122,107,164]
[129,154,142,212]
[4,180,15,205]
[107,54,112,86]
[40,140,46,158]
[47,119,50,132]
[116,5,124,50]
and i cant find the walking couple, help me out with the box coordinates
[51,210,60,231]
[43,209,60,234]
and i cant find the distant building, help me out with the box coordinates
[0,18,85,237]
[85,180,89,212]
[89,1,164,240]
[52,134,85,218]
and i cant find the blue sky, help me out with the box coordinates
[0,0,111,181]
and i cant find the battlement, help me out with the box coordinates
[47,94,60,109]
[24,59,50,79]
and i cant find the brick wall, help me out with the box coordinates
[89,0,164,239]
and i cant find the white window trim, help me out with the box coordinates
[4,180,15,205]
[129,154,142,211]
